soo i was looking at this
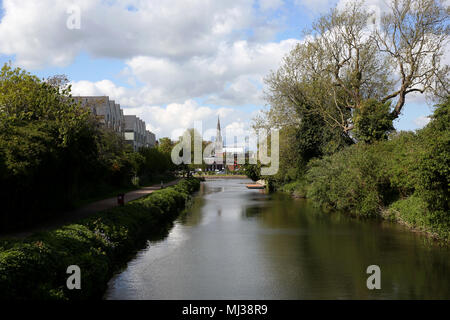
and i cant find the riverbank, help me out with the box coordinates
[106,178,450,299]
[279,179,450,243]
[0,178,201,300]
[272,100,450,243]
[2,178,181,240]
[284,186,450,245]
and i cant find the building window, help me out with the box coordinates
[124,132,135,141]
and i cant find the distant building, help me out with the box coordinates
[73,96,156,151]
[146,130,156,148]
[204,117,248,172]
[119,109,125,133]
[74,96,111,127]
[204,117,224,171]
[139,119,146,147]
[124,115,139,151]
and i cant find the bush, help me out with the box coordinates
[0,64,179,232]
[280,179,309,198]
[302,97,449,237]
[306,143,386,217]
[387,195,450,240]
[241,163,261,181]
[0,178,201,300]
[414,98,450,212]
[353,99,395,144]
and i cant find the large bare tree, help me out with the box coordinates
[375,0,449,117]
[262,0,449,134]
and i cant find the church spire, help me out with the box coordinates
[216,115,223,146]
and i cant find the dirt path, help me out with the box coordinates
[2,179,181,239]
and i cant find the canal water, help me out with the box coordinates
[105,178,450,299]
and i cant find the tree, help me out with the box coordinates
[0,64,98,228]
[375,0,449,115]
[415,96,450,212]
[0,63,148,230]
[46,74,70,92]
[353,99,395,143]
[241,163,262,182]
[280,1,393,134]
[158,137,175,154]
[263,0,449,137]
[172,128,209,176]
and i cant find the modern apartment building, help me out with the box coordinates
[73,96,110,125]
[146,131,156,148]
[73,96,156,151]
[115,103,124,133]
[124,115,148,151]
[139,119,146,147]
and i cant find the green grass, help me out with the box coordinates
[387,195,450,240]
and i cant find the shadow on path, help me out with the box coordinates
[2,179,181,239]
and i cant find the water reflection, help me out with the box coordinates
[105,179,450,300]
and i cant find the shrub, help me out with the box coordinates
[306,144,386,217]
[353,99,395,144]
[387,195,450,240]
[280,179,309,198]
[302,97,449,238]
[414,98,450,212]
[0,178,201,300]
[0,64,177,232]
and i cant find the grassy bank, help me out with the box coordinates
[0,178,201,300]
[278,100,449,242]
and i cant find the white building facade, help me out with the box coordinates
[73,96,156,151]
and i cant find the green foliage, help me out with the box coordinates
[261,0,449,237]
[241,163,262,181]
[306,144,385,217]
[387,195,450,240]
[0,64,176,231]
[0,64,103,229]
[271,113,353,188]
[138,145,175,184]
[0,178,201,300]
[303,98,449,238]
[279,179,308,198]
[158,137,175,155]
[414,97,450,212]
[353,99,395,144]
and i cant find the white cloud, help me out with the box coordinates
[129,39,298,105]
[206,75,263,106]
[0,0,299,106]
[118,100,253,140]
[413,116,431,129]
[0,0,303,136]
[0,0,276,69]
[259,0,284,11]
[71,38,299,106]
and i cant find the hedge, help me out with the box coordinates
[0,178,201,300]
[284,99,450,240]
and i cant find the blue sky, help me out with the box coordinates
[0,0,437,138]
